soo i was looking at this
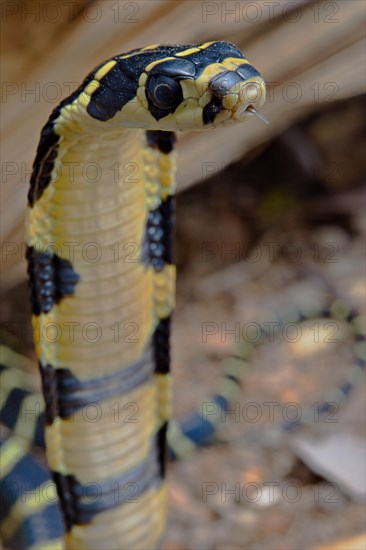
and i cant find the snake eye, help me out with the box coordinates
[146,75,183,111]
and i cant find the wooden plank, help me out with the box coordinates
[1,0,365,287]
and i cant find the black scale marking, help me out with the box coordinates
[27,246,80,315]
[140,196,175,272]
[38,343,155,423]
[52,443,160,528]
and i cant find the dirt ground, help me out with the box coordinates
[163,96,365,550]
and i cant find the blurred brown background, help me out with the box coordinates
[1,1,365,549]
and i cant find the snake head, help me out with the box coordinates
[142,41,266,130]
[82,41,266,131]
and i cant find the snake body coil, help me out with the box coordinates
[3,42,266,549]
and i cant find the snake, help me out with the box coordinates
[1,41,364,550]
[0,41,267,550]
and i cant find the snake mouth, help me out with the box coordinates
[224,78,267,123]
[233,102,268,124]
[245,105,269,124]
[232,79,267,122]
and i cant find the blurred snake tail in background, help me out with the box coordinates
[0,42,266,549]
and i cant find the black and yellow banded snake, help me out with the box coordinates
[1,41,267,549]
[1,41,364,550]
